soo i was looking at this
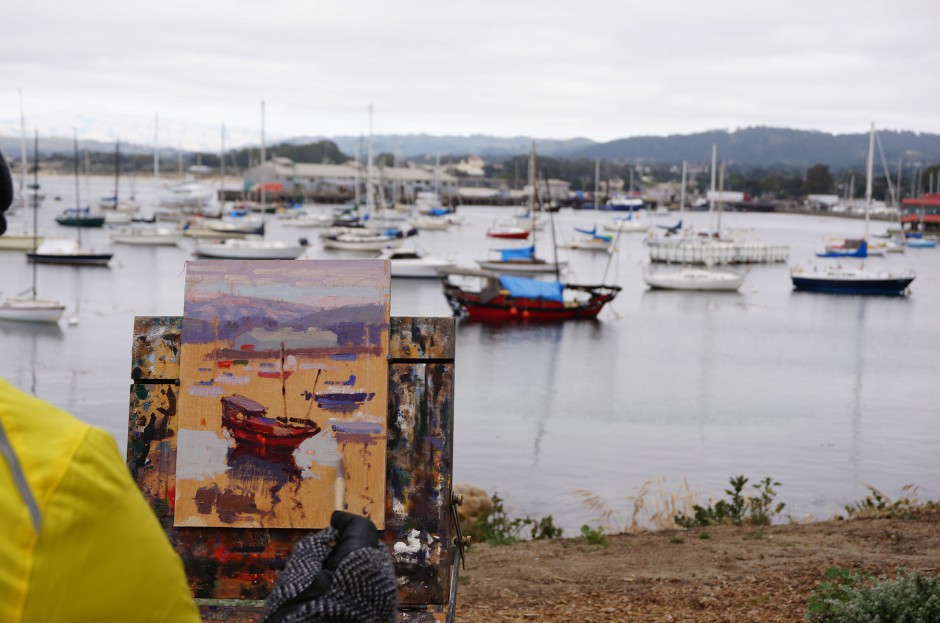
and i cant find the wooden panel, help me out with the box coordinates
[127,315,455,611]
[390,317,455,360]
[386,362,455,604]
[131,316,182,381]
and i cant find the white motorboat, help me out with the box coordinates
[377,245,456,278]
[412,215,451,231]
[0,295,66,324]
[27,237,114,266]
[603,214,650,233]
[159,181,214,208]
[110,226,182,246]
[279,209,333,228]
[643,267,744,291]
[194,237,307,259]
[322,227,408,251]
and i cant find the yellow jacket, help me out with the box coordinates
[0,378,201,622]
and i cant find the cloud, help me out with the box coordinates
[3,0,939,147]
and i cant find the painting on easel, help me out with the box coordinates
[173,259,390,529]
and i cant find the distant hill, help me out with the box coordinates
[288,134,596,159]
[566,127,940,171]
[3,124,939,173]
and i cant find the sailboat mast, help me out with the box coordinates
[220,123,226,196]
[530,141,537,249]
[709,144,717,233]
[32,131,39,297]
[261,101,266,207]
[366,105,374,215]
[594,159,600,227]
[154,113,159,179]
[114,139,120,207]
[865,122,874,241]
[679,160,687,217]
[18,90,27,202]
[717,161,725,232]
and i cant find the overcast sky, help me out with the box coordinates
[2,0,939,148]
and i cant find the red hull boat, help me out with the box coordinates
[440,269,620,322]
[221,394,320,451]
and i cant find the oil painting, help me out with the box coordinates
[174,259,390,529]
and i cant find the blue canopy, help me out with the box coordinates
[575,226,613,242]
[430,208,449,216]
[498,275,565,303]
[817,240,867,258]
[499,245,535,261]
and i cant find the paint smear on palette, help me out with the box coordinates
[174,259,390,529]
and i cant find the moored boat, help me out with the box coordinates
[643,267,744,291]
[220,394,321,451]
[441,268,620,322]
[193,237,308,259]
[377,245,456,278]
[790,265,915,296]
[0,296,66,323]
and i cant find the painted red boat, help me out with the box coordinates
[440,269,621,322]
[220,394,320,451]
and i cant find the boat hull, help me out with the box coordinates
[0,236,44,251]
[791,275,914,295]
[0,299,66,323]
[475,260,567,274]
[27,252,113,266]
[443,284,620,322]
[643,269,744,291]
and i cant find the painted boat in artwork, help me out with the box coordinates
[440,269,621,322]
[220,394,321,451]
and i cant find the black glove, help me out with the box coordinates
[0,147,13,236]
[262,511,398,623]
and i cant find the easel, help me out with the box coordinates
[127,316,463,622]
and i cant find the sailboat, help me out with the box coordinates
[28,131,114,267]
[1,132,65,323]
[99,140,140,215]
[0,92,46,251]
[791,123,915,296]
[322,106,417,251]
[564,160,614,251]
[194,102,307,260]
[475,142,567,274]
[642,158,747,291]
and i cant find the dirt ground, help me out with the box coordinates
[455,510,940,622]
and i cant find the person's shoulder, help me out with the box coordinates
[0,377,90,442]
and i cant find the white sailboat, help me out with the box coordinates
[194,102,306,260]
[377,245,456,278]
[643,267,744,291]
[564,160,614,251]
[27,131,114,267]
[475,142,567,274]
[1,127,65,323]
[791,123,916,295]
[0,91,46,251]
[323,106,417,252]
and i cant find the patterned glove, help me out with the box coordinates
[263,511,398,623]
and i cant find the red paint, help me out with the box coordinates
[217,360,233,368]
[240,344,255,351]
[257,371,292,380]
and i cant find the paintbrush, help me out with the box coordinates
[334,454,345,512]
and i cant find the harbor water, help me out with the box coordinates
[1,174,937,533]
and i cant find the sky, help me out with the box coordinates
[2,0,939,150]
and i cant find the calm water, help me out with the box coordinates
[2,174,937,533]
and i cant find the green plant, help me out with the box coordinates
[674,475,785,528]
[806,567,940,622]
[669,536,684,544]
[579,524,608,546]
[698,532,710,540]
[472,493,563,545]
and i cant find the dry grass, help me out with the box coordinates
[577,477,701,534]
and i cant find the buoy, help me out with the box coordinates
[509,307,518,316]
[67,315,79,326]
[521,309,531,319]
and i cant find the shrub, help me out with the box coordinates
[579,524,608,546]
[806,567,940,622]
[674,475,785,528]
[472,493,563,545]
[844,485,939,519]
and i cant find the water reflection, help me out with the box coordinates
[0,321,64,394]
